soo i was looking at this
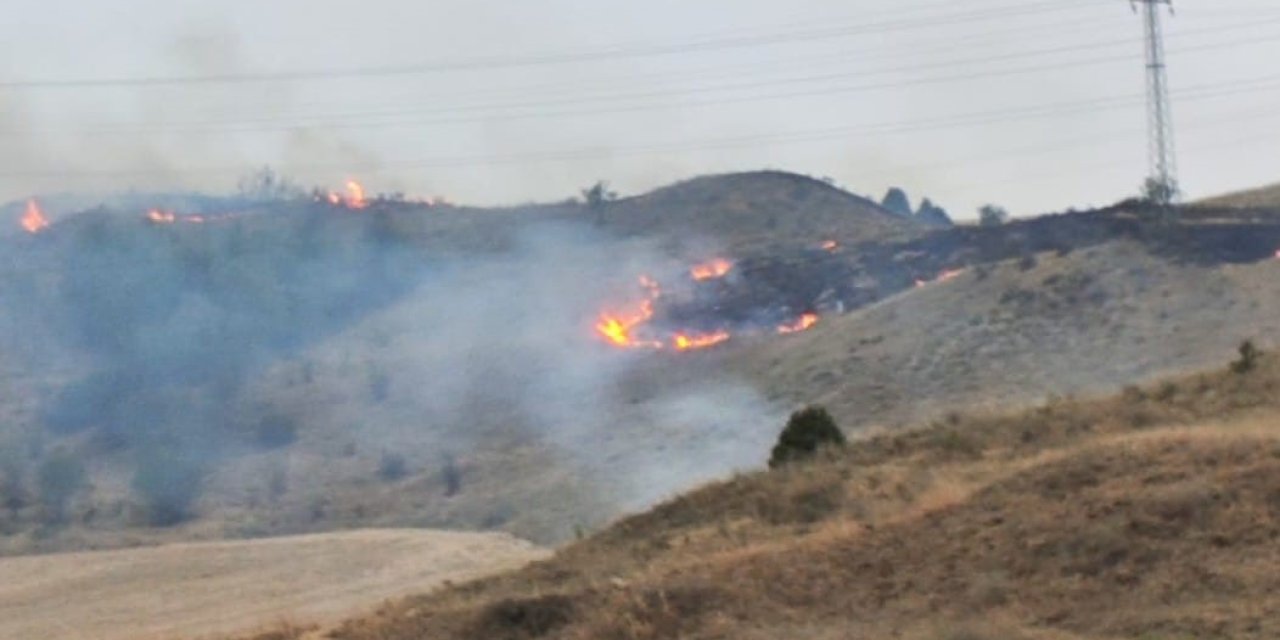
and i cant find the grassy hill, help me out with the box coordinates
[0,171,922,554]
[269,346,1280,640]
[1199,182,1280,209]
[599,171,918,251]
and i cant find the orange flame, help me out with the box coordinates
[915,268,966,288]
[690,258,734,281]
[594,276,663,350]
[595,271,736,353]
[345,180,368,209]
[20,199,50,234]
[147,209,177,224]
[322,180,369,209]
[672,330,731,351]
[778,313,819,335]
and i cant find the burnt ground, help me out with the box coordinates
[657,202,1280,337]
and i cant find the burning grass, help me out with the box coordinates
[253,347,1280,640]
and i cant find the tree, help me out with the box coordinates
[132,447,205,527]
[1,463,28,520]
[1141,176,1179,206]
[978,204,1010,227]
[916,198,954,226]
[769,406,846,469]
[1231,340,1261,374]
[36,451,86,521]
[880,187,913,218]
[237,166,304,202]
[580,181,618,225]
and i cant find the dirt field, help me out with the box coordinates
[0,529,546,640]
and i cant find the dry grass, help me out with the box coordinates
[235,349,1280,640]
[1199,182,1280,209]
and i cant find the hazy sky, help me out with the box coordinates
[4,0,1279,218]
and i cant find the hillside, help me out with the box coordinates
[1199,182,1280,209]
[0,529,543,640]
[6,177,1280,558]
[265,347,1280,640]
[729,237,1280,427]
[599,171,920,251]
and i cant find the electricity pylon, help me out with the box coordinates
[1132,0,1179,205]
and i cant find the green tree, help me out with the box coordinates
[1231,340,1261,374]
[237,166,304,202]
[1141,176,1179,206]
[769,406,847,469]
[916,198,954,226]
[880,187,913,217]
[581,181,618,225]
[978,204,1010,227]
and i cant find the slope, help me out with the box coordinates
[1199,182,1280,209]
[285,348,1280,640]
[599,170,919,251]
[725,237,1280,429]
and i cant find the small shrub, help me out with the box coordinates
[769,406,846,469]
[931,429,983,459]
[1154,381,1178,402]
[441,453,461,497]
[1231,340,1261,374]
[471,594,575,639]
[1,466,29,519]
[378,452,408,482]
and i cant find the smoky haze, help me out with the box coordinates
[0,201,781,537]
[2,0,1279,220]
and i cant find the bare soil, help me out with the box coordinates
[0,529,545,640]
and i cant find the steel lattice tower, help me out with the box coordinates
[1133,0,1179,203]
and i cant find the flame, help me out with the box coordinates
[821,240,839,252]
[672,330,731,351]
[778,313,819,335]
[321,180,369,209]
[594,276,663,350]
[146,209,214,225]
[594,270,740,353]
[147,209,177,224]
[915,268,966,288]
[345,180,368,209]
[20,199,49,234]
[690,258,734,281]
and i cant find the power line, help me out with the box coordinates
[9,19,1276,138]
[3,76,1276,180]
[0,1,1108,89]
